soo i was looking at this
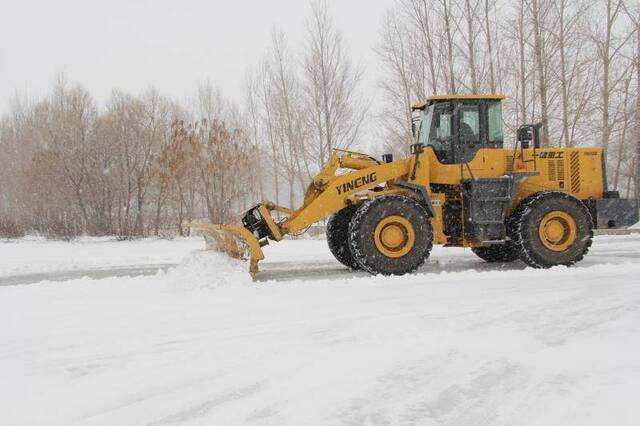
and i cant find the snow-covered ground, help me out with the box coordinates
[0,236,198,281]
[1,235,639,425]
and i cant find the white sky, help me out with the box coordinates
[0,0,395,114]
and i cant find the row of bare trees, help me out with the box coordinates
[0,78,260,238]
[244,1,367,209]
[0,1,366,238]
[378,0,640,197]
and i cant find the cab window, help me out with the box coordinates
[454,103,481,163]
[487,101,503,145]
[459,106,480,143]
[418,103,454,163]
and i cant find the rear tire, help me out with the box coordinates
[508,191,593,268]
[471,242,519,263]
[326,205,360,270]
[348,195,432,275]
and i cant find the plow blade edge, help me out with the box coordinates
[188,223,264,273]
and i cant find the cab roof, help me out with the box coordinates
[411,94,506,110]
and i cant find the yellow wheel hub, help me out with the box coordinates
[538,210,577,252]
[374,215,415,258]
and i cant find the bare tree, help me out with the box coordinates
[257,61,283,206]
[592,0,636,155]
[527,0,553,146]
[456,0,481,92]
[302,0,366,169]
[636,10,640,198]
[377,11,416,155]
[483,0,497,92]
[244,71,266,200]
[401,0,442,95]
[193,119,258,223]
[440,0,458,93]
[268,30,309,207]
[624,1,640,198]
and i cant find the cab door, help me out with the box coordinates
[453,102,482,164]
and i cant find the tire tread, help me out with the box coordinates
[348,195,433,275]
[326,205,360,270]
[508,191,593,268]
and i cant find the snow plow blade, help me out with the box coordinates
[188,223,264,273]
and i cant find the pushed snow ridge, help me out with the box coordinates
[166,250,253,289]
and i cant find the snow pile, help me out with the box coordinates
[164,250,253,289]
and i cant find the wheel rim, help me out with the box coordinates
[374,215,415,258]
[538,210,577,252]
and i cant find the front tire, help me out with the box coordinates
[326,205,360,270]
[348,195,433,275]
[509,191,593,268]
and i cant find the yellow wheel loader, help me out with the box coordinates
[191,95,639,275]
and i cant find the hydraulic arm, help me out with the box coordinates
[190,149,412,272]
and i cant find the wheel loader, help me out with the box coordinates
[191,95,639,275]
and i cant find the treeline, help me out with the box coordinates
[1,0,639,238]
[378,0,639,197]
[0,2,366,238]
[0,80,259,238]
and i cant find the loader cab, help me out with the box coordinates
[413,95,505,164]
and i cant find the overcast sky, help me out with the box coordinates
[0,0,395,114]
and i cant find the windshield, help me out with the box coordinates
[417,103,452,151]
[417,105,433,145]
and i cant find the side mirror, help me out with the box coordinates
[410,143,424,155]
[517,126,532,149]
[411,117,420,138]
